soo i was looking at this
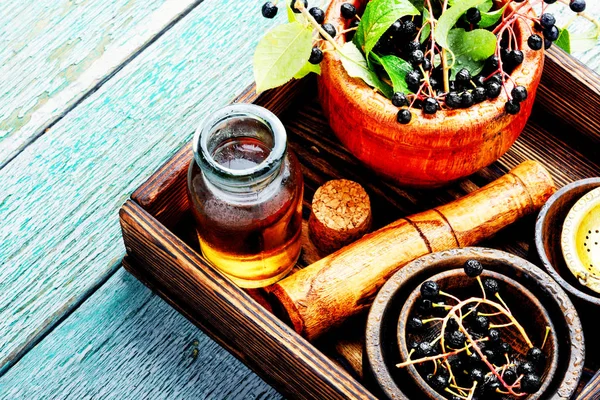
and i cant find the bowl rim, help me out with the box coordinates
[535,178,600,305]
[321,0,545,133]
[396,268,559,400]
[561,186,600,293]
[365,247,584,400]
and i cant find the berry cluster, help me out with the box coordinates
[259,0,588,125]
[398,260,551,399]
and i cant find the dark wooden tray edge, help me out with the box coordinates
[119,200,376,400]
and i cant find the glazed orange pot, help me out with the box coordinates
[319,0,544,187]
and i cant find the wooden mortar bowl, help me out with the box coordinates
[364,247,584,400]
[320,0,544,187]
[397,269,558,400]
[535,178,600,306]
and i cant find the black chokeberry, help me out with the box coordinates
[473,87,486,103]
[397,109,412,124]
[461,91,474,108]
[540,13,556,29]
[545,38,553,49]
[473,75,485,86]
[446,330,466,348]
[544,25,560,41]
[321,23,337,39]
[449,80,457,92]
[262,2,278,18]
[423,98,439,115]
[483,348,500,363]
[419,298,433,313]
[465,350,482,366]
[521,373,542,393]
[421,280,439,299]
[448,355,463,369]
[309,7,325,24]
[456,68,471,84]
[488,73,503,85]
[403,20,417,35]
[518,361,536,375]
[505,100,521,115]
[447,318,459,332]
[392,92,408,107]
[544,0,558,3]
[415,341,433,357]
[341,3,357,19]
[290,0,307,13]
[483,375,501,393]
[503,368,517,384]
[486,55,499,71]
[506,50,524,66]
[488,329,501,343]
[446,92,461,109]
[410,50,425,65]
[405,40,421,52]
[499,341,511,355]
[428,374,448,392]
[472,315,490,333]
[527,347,547,366]
[483,278,499,295]
[486,81,502,99]
[406,69,422,87]
[470,368,485,383]
[429,77,440,90]
[570,0,586,12]
[422,58,432,71]
[389,20,403,35]
[466,7,482,24]
[528,34,543,50]
[464,259,484,277]
[408,316,424,331]
[308,47,323,64]
[512,85,528,102]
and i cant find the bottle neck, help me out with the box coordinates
[193,104,287,196]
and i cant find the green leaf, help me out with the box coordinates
[354,0,419,59]
[420,8,431,44]
[448,0,491,10]
[555,28,571,54]
[287,4,306,24]
[253,22,313,93]
[448,28,495,78]
[435,0,487,49]
[293,62,321,79]
[479,4,506,28]
[340,42,393,98]
[373,53,413,93]
[570,28,599,53]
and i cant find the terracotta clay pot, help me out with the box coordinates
[319,0,544,187]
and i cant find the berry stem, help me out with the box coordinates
[395,338,488,368]
[295,1,342,52]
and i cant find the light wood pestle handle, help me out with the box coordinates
[269,161,556,340]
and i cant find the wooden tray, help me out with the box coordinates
[119,46,600,399]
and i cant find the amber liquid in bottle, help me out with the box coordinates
[188,137,303,288]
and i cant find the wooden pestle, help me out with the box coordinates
[269,161,556,341]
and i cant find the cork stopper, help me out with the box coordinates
[308,179,372,255]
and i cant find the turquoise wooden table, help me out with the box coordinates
[0,1,599,398]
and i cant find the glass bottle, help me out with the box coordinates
[187,104,304,288]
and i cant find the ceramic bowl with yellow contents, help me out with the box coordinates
[562,187,600,293]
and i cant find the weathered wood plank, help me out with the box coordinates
[0,0,285,375]
[0,267,282,400]
[0,0,201,167]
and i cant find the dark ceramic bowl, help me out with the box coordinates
[364,247,584,400]
[535,178,600,306]
[397,269,559,400]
